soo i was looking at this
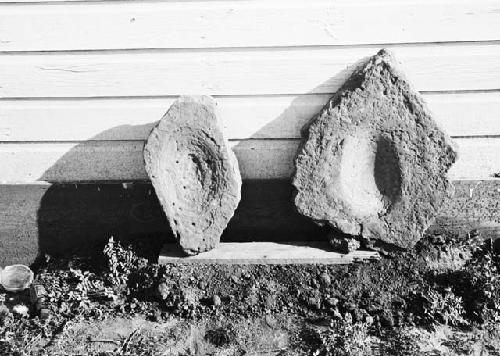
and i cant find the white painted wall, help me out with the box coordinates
[0,0,499,182]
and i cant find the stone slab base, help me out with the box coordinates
[159,241,380,265]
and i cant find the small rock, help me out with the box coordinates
[307,296,321,310]
[430,234,446,245]
[319,273,331,286]
[0,304,10,321]
[158,283,169,299]
[205,327,234,347]
[328,235,360,254]
[333,309,342,319]
[344,302,357,312]
[343,312,353,324]
[182,288,198,306]
[353,308,369,323]
[198,280,208,290]
[265,294,276,309]
[212,294,222,307]
[39,308,50,320]
[265,314,278,329]
[365,315,374,325]
[12,304,29,317]
[326,297,338,307]
[30,284,47,310]
[380,311,394,327]
[469,229,480,238]
[148,309,163,322]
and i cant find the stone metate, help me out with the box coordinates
[144,96,241,255]
[293,49,458,249]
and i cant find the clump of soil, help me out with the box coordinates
[1,229,500,355]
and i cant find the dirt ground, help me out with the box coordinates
[2,226,500,355]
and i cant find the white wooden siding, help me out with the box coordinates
[0,138,498,182]
[2,45,500,97]
[0,0,499,183]
[1,93,500,142]
[1,0,499,51]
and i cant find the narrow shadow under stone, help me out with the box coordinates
[374,136,402,213]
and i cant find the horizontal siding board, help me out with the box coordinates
[0,138,498,182]
[424,92,500,137]
[1,92,500,141]
[0,0,499,51]
[2,44,500,98]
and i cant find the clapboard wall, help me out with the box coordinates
[1,0,500,265]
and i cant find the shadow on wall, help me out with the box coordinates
[35,57,370,260]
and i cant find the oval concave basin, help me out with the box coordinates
[339,132,402,218]
[161,130,224,234]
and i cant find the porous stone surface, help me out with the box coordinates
[144,96,241,255]
[292,49,458,249]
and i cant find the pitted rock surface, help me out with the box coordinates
[144,96,241,255]
[292,49,458,249]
